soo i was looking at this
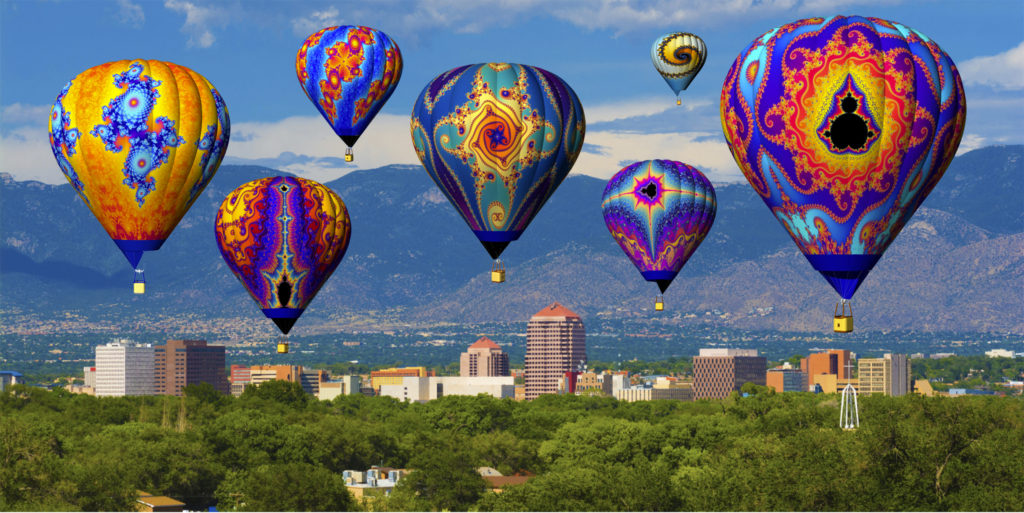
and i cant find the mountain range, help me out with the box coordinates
[1,145,1021,334]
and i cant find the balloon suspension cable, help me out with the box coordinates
[345,147,354,162]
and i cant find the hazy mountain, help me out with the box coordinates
[1,146,1021,333]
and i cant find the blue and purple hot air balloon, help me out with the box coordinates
[602,160,717,309]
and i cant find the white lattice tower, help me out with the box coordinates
[840,382,860,430]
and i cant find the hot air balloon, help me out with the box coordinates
[410,63,585,282]
[602,160,716,310]
[48,59,230,293]
[652,32,707,106]
[214,177,351,353]
[720,16,966,332]
[296,25,402,162]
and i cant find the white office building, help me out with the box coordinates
[94,341,155,397]
[379,376,515,402]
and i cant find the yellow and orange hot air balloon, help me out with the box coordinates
[48,59,229,293]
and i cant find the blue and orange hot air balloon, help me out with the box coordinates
[48,59,230,293]
[410,63,585,282]
[602,160,716,310]
[214,177,351,353]
[296,25,402,162]
[720,15,966,332]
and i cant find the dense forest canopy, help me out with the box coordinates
[2,382,1022,512]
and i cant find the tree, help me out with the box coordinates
[215,463,355,511]
[387,444,486,511]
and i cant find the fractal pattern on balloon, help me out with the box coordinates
[602,160,716,286]
[720,16,965,258]
[296,25,402,140]
[89,62,184,207]
[49,82,85,199]
[214,177,351,318]
[411,63,585,243]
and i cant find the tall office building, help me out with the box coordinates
[460,337,510,377]
[693,348,766,399]
[95,341,155,397]
[801,349,852,381]
[859,353,911,396]
[154,340,230,396]
[524,302,586,400]
[249,365,302,386]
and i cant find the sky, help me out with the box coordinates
[2,0,1022,185]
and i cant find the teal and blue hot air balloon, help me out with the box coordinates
[651,32,706,106]
[296,25,402,162]
[720,15,966,332]
[602,160,716,311]
[410,63,585,281]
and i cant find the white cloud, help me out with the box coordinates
[115,0,145,28]
[584,96,674,123]
[572,130,742,183]
[0,125,60,183]
[291,6,343,37]
[956,134,986,155]
[224,114,420,182]
[164,0,231,48]
[2,103,50,126]
[960,40,1024,91]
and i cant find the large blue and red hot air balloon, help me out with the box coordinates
[602,160,716,310]
[296,25,402,162]
[49,59,230,293]
[410,63,585,280]
[214,177,351,352]
[720,15,967,331]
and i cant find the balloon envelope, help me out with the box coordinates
[296,25,402,148]
[720,16,966,299]
[214,176,351,334]
[651,32,707,96]
[602,160,716,293]
[49,59,229,268]
[410,63,585,259]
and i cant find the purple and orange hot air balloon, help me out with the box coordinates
[214,177,351,353]
[602,160,716,310]
[720,15,966,332]
[49,59,229,293]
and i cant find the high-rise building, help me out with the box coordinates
[693,348,766,399]
[460,337,510,377]
[83,366,96,389]
[300,369,330,395]
[154,340,229,396]
[524,302,586,400]
[859,353,911,396]
[801,349,852,381]
[95,341,155,397]
[766,368,807,393]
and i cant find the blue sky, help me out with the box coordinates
[3,0,1022,184]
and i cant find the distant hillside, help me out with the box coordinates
[1,146,1021,333]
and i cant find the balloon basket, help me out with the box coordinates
[345,148,353,162]
[833,302,853,333]
[676,98,681,106]
[491,261,506,283]
[655,295,664,311]
[133,269,145,295]
[277,342,290,354]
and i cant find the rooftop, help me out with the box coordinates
[469,337,501,350]
[531,302,580,319]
